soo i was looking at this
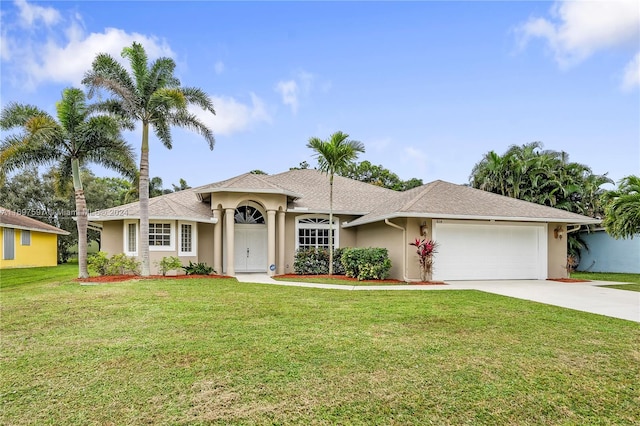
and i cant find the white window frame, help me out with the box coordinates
[149,221,175,252]
[21,230,31,246]
[178,221,197,256]
[123,220,138,256]
[295,215,340,251]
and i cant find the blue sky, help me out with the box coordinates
[1,0,638,190]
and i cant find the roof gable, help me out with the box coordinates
[0,207,70,235]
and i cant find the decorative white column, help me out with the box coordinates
[267,210,276,276]
[225,208,235,276]
[213,208,222,275]
[277,210,286,274]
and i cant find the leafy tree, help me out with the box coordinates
[603,175,640,239]
[83,42,216,276]
[307,131,365,275]
[289,161,310,170]
[469,142,612,257]
[171,178,191,192]
[0,88,136,278]
[249,169,268,175]
[340,160,423,191]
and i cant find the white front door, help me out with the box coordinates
[432,221,547,280]
[234,226,267,272]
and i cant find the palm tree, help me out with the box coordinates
[603,175,640,239]
[82,42,216,276]
[307,131,365,275]
[0,88,136,278]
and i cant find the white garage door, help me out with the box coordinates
[432,222,547,280]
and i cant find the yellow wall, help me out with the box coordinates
[0,228,59,268]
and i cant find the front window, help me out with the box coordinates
[21,230,31,246]
[235,205,265,224]
[3,228,15,260]
[296,216,339,250]
[149,223,171,247]
[178,222,196,256]
[123,221,138,256]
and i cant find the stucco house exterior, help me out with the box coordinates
[89,169,599,280]
[0,207,70,268]
[577,229,640,274]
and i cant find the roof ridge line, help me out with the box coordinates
[400,181,440,211]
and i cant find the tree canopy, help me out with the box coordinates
[83,41,216,276]
[339,160,423,191]
[603,175,640,239]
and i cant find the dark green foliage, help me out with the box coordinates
[155,256,183,276]
[341,247,392,280]
[340,160,423,191]
[293,248,345,275]
[88,251,140,276]
[182,261,214,275]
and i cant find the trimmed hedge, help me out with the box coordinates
[293,248,345,275]
[341,247,392,280]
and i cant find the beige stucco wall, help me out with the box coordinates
[210,192,287,212]
[99,219,207,275]
[547,222,567,278]
[355,219,407,280]
[100,220,123,256]
[198,223,215,270]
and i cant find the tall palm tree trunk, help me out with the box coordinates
[328,174,334,275]
[71,158,89,279]
[140,123,150,276]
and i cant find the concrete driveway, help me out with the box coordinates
[236,273,640,323]
[444,280,640,323]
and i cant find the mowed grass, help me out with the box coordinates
[572,271,640,292]
[1,268,639,425]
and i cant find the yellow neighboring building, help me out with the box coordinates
[0,207,70,269]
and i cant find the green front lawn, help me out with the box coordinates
[572,271,640,292]
[1,267,638,425]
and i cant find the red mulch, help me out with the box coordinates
[274,274,447,285]
[547,278,591,283]
[77,274,233,283]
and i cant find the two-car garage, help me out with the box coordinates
[431,221,548,281]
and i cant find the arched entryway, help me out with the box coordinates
[233,201,267,272]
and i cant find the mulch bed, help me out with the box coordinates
[274,274,447,285]
[547,278,591,283]
[77,274,233,283]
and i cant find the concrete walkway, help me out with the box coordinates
[235,273,640,323]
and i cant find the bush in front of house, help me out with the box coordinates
[88,251,141,276]
[341,247,392,280]
[155,256,183,276]
[293,248,345,275]
[182,261,214,275]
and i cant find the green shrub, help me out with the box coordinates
[88,251,140,276]
[155,256,183,276]
[182,261,214,275]
[107,253,141,275]
[341,247,392,280]
[293,248,345,275]
[88,251,110,276]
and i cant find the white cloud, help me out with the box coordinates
[621,52,640,91]
[275,69,329,113]
[214,60,225,75]
[275,80,299,114]
[2,1,174,89]
[517,0,639,89]
[15,0,60,27]
[192,93,272,136]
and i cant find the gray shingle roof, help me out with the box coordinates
[344,180,600,227]
[0,207,70,235]
[90,170,599,226]
[89,187,214,222]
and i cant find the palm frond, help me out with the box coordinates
[167,109,215,150]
